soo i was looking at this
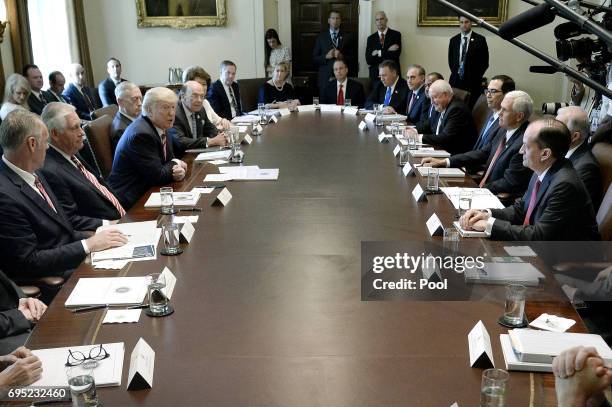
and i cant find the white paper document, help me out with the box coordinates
[343,106,359,115]
[65,276,149,307]
[219,165,260,174]
[441,188,505,210]
[144,192,200,208]
[504,246,537,257]
[417,167,465,178]
[92,222,160,263]
[453,221,487,238]
[231,115,259,123]
[173,215,199,224]
[191,187,214,194]
[409,150,450,158]
[529,313,576,333]
[464,262,544,286]
[380,114,407,122]
[103,309,142,324]
[297,104,316,112]
[210,166,279,181]
[500,334,551,373]
[204,173,233,182]
[319,104,343,113]
[209,159,229,165]
[195,150,232,161]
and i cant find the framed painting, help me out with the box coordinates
[136,0,227,28]
[417,0,508,27]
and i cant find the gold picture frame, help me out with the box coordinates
[417,0,508,27]
[136,0,227,28]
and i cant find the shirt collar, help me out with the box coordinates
[2,155,36,186]
[49,144,75,165]
[505,127,518,142]
[337,79,347,87]
[330,28,339,35]
[378,28,388,36]
[565,144,581,159]
[462,30,472,40]
[538,166,551,182]
[182,102,196,116]
[388,76,399,91]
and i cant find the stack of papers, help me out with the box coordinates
[417,167,465,178]
[91,221,161,268]
[379,114,407,122]
[231,115,260,123]
[205,166,279,181]
[103,309,142,324]
[247,108,280,116]
[65,276,149,307]
[453,221,487,238]
[320,104,343,112]
[464,262,545,286]
[30,343,125,387]
[529,313,576,333]
[441,187,505,210]
[195,150,232,161]
[409,149,450,158]
[144,192,200,208]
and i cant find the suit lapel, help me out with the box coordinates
[177,104,193,138]
[53,149,108,202]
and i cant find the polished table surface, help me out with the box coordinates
[17,112,587,406]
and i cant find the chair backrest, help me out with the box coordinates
[353,77,372,98]
[84,114,114,179]
[91,104,118,120]
[596,183,612,240]
[471,94,489,135]
[237,78,267,113]
[591,141,612,199]
[452,88,471,104]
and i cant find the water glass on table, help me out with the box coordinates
[426,168,439,192]
[459,189,473,217]
[504,284,526,326]
[67,365,99,407]
[160,187,175,215]
[480,368,509,407]
[147,272,169,316]
[313,97,319,109]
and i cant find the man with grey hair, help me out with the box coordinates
[0,110,127,279]
[422,90,533,195]
[408,79,476,154]
[40,102,124,229]
[111,82,142,152]
[62,63,100,120]
[109,87,188,209]
[405,64,427,124]
[556,106,602,210]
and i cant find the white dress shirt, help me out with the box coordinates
[459,31,473,63]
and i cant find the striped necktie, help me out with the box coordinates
[34,175,56,212]
[71,156,126,217]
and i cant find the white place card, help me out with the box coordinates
[103,309,141,324]
[450,403,459,407]
[297,104,316,112]
[209,160,228,165]
[212,187,232,206]
[320,104,342,113]
[343,106,359,115]
[255,124,264,133]
[279,108,291,116]
[242,134,253,144]
[160,267,177,299]
[398,138,409,146]
[127,338,155,391]
[393,145,401,157]
[412,184,427,202]
[179,221,195,243]
[204,173,233,182]
[270,115,279,123]
[358,121,368,131]
[378,133,391,143]
[364,113,376,123]
[403,162,416,177]
[468,321,495,369]
[426,213,444,237]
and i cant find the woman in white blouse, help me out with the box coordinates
[182,65,231,130]
[265,29,292,83]
[0,74,31,120]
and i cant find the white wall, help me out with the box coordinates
[83,0,265,85]
[264,0,278,32]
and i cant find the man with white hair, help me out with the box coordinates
[422,90,533,196]
[409,79,476,154]
[556,106,602,210]
[40,102,124,229]
[109,87,188,209]
[0,110,127,279]
[62,63,100,120]
[111,82,142,152]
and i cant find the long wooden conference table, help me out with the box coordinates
[16,111,588,406]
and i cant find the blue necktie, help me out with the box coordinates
[475,115,497,149]
[384,87,392,106]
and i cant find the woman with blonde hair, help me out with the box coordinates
[258,61,299,110]
[1,74,31,120]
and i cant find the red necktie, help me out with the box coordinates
[337,84,345,106]
[380,33,385,46]
[479,137,505,188]
[34,176,56,212]
[71,156,126,217]
[161,132,168,161]
[523,180,542,226]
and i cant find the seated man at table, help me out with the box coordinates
[0,110,128,279]
[459,118,600,241]
[320,59,365,108]
[421,90,533,195]
[0,347,42,391]
[405,64,428,124]
[206,60,243,120]
[111,82,142,153]
[172,81,228,151]
[40,103,125,229]
[62,63,99,121]
[472,75,515,151]
[109,87,188,209]
[415,72,443,134]
[364,60,408,114]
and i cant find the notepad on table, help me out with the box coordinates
[409,150,451,158]
[418,167,465,178]
[65,277,149,307]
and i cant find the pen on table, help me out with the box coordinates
[127,304,150,309]
[179,207,202,212]
[72,305,107,313]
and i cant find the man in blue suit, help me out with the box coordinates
[473,75,515,151]
[97,57,126,107]
[0,110,127,279]
[62,63,100,120]
[364,60,408,114]
[109,87,188,210]
[206,60,243,120]
[460,119,600,241]
[319,59,365,108]
[405,64,427,124]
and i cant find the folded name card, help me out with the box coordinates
[468,320,495,369]
[179,221,195,243]
[393,145,401,157]
[242,134,253,144]
[343,106,359,115]
[358,121,368,131]
[212,187,232,206]
[412,184,427,202]
[297,104,316,112]
[426,213,444,237]
[127,338,155,391]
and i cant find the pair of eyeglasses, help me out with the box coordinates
[484,89,502,95]
[65,344,110,367]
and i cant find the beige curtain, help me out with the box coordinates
[6,0,33,74]
[66,0,93,86]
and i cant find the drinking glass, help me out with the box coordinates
[313,96,320,109]
[459,189,473,217]
[375,104,384,127]
[147,273,169,316]
[344,99,352,108]
[67,365,99,407]
[398,144,410,166]
[480,368,509,407]
[443,227,460,255]
[257,102,266,124]
[426,168,439,192]
[405,129,418,150]
[504,284,526,326]
[162,223,181,255]
[160,187,174,215]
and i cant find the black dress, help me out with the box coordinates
[258,81,295,105]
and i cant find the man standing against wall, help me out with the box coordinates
[365,11,401,85]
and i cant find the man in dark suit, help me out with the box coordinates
[320,59,365,108]
[111,82,143,153]
[405,64,427,124]
[109,87,188,209]
[43,71,68,103]
[460,119,600,241]
[98,57,127,107]
[557,106,603,211]
[22,65,47,115]
[0,110,127,279]
[422,90,533,195]
[206,60,243,120]
[63,63,100,120]
[173,81,228,151]
[472,75,515,151]
[365,11,401,84]
[312,10,356,92]
[39,102,125,230]
[364,60,408,114]
[448,16,489,107]
[409,80,476,155]
[415,72,443,134]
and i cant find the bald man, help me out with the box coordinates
[62,63,100,120]
[365,11,402,83]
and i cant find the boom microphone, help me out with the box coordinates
[529,65,559,74]
[498,3,557,39]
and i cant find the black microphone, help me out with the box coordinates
[554,21,585,40]
[529,65,559,74]
[498,3,557,39]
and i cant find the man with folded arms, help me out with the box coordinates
[109,87,188,210]
[365,60,408,114]
[111,82,143,153]
[40,103,124,230]
[0,110,127,279]
[421,90,533,195]
[172,81,228,151]
[459,119,600,241]
[320,59,365,108]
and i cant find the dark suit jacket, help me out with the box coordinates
[172,102,218,151]
[62,83,99,120]
[27,93,47,115]
[40,147,122,228]
[42,90,67,103]
[364,77,409,114]
[0,162,88,278]
[406,86,427,124]
[320,79,365,108]
[365,29,402,82]
[449,122,532,194]
[0,271,30,340]
[110,112,133,154]
[490,159,600,241]
[422,96,477,155]
[98,77,126,107]
[568,141,602,211]
[108,116,179,209]
[206,80,243,120]
[415,98,439,134]
[312,30,356,91]
[448,31,489,95]
[473,111,500,150]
